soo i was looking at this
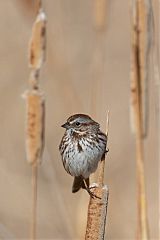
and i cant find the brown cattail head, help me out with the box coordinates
[25,90,45,166]
[29,9,46,70]
[85,185,109,240]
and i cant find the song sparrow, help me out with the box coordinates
[59,114,107,197]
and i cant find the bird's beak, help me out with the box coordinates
[61,122,70,129]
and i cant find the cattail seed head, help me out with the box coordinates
[25,90,45,166]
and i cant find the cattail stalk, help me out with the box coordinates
[154,1,160,238]
[31,165,38,240]
[130,0,153,239]
[130,0,152,136]
[85,112,109,240]
[97,112,109,186]
[24,1,46,239]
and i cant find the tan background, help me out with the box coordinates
[0,0,158,239]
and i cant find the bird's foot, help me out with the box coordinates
[89,183,99,189]
[82,180,101,199]
[86,187,101,199]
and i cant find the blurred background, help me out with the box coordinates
[0,0,158,239]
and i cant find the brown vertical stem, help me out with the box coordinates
[130,0,153,137]
[154,1,160,238]
[97,154,105,187]
[24,1,46,239]
[130,1,150,239]
[85,113,109,240]
[98,112,109,186]
[31,165,38,240]
[134,75,148,240]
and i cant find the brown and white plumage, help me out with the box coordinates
[59,114,107,194]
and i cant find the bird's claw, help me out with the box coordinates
[88,190,101,200]
[89,183,98,189]
[86,184,101,199]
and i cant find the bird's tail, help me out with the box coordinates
[72,176,89,193]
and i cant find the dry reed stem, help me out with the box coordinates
[31,165,38,240]
[134,99,148,240]
[94,0,107,31]
[98,111,109,186]
[130,0,151,239]
[24,1,46,239]
[130,0,152,137]
[85,113,109,240]
[153,1,160,237]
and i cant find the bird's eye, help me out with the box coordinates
[75,121,81,127]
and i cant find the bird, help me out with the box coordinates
[59,114,107,197]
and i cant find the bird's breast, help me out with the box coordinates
[62,136,105,178]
